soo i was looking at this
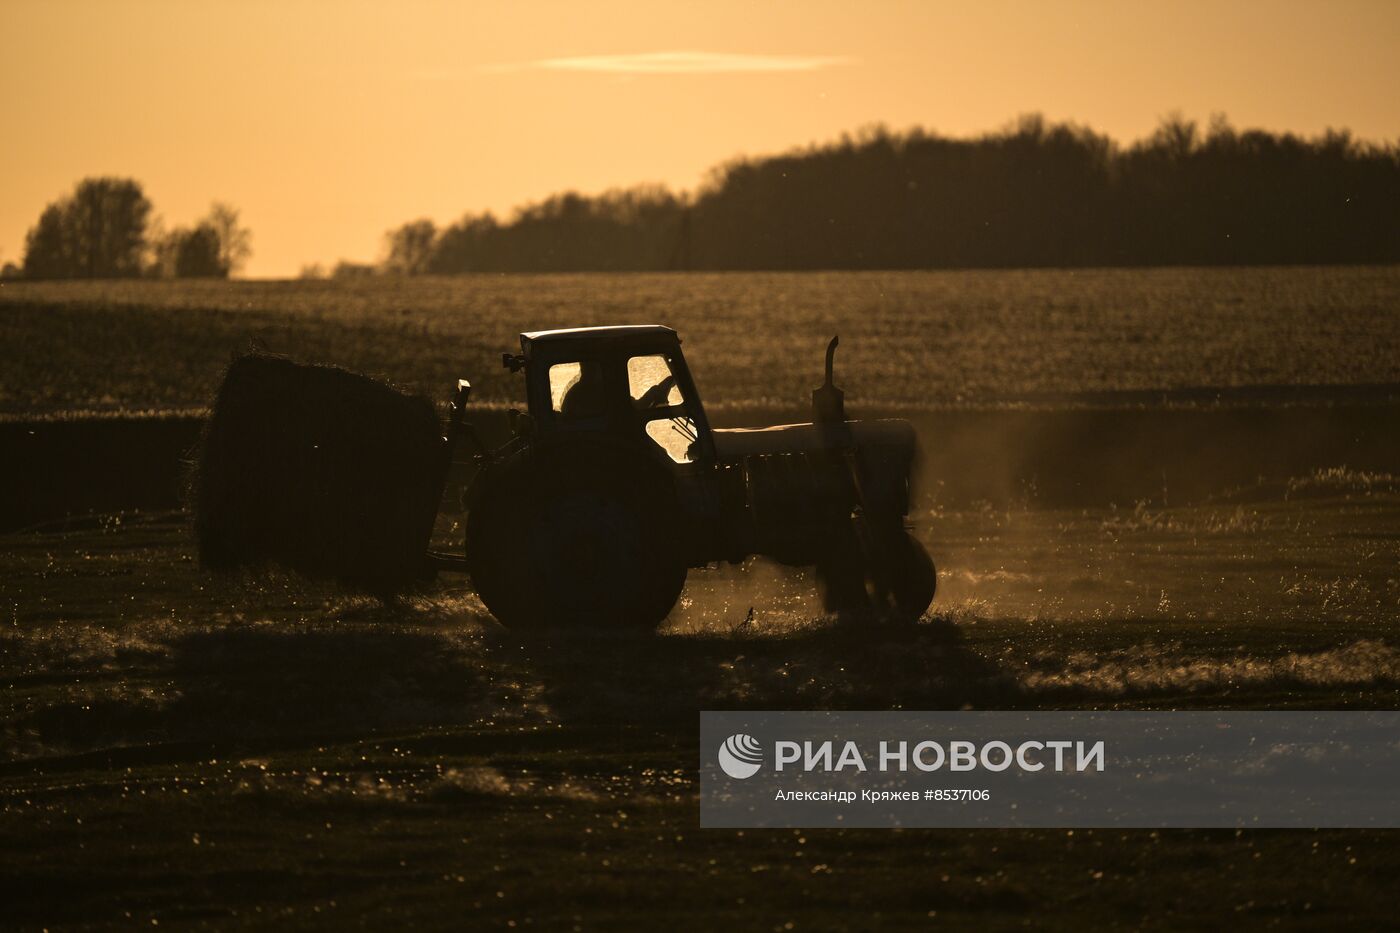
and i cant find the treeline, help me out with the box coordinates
[8,177,251,280]
[376,115,1400,273]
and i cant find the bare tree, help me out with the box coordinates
[382,219,437,275]
[203,202,252,276]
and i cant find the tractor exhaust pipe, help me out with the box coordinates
[812,335,846,423]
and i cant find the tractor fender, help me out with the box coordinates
[463,431,682,573]
[464,431,678,515]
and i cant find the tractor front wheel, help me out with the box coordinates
[885,532,937,621]
[817,530,936,623]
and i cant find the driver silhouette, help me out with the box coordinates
[560,361,608,419]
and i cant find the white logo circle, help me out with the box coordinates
[718,733,763,779]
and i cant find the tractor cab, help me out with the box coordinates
[508,325,716,466]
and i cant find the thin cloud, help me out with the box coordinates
[473,50,853,76]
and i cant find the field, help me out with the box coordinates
[5,475,1400,927]
[3,266,1400,414]
[3,268,1400,928]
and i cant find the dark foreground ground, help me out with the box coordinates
[3,466,1399,930]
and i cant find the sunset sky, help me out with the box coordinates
[3,0,1398,277]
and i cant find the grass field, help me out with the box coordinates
[3,266,1399,415]
[3,471,1399,927]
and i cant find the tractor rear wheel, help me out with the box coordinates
[466,446,687,630]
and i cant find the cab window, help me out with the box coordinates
[627,353,694,463]
[548,362,581,412]
[645,416,698,463]
[549,360,610,420]
[626,354,683,409]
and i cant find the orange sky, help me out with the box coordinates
[3,0,1398,278]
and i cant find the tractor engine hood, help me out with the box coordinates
[711,419,915,461]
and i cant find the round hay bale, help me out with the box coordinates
[193,352,446,596]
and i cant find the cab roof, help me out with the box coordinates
[521,325,677,345]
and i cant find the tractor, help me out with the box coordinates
[445,325,936,629]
